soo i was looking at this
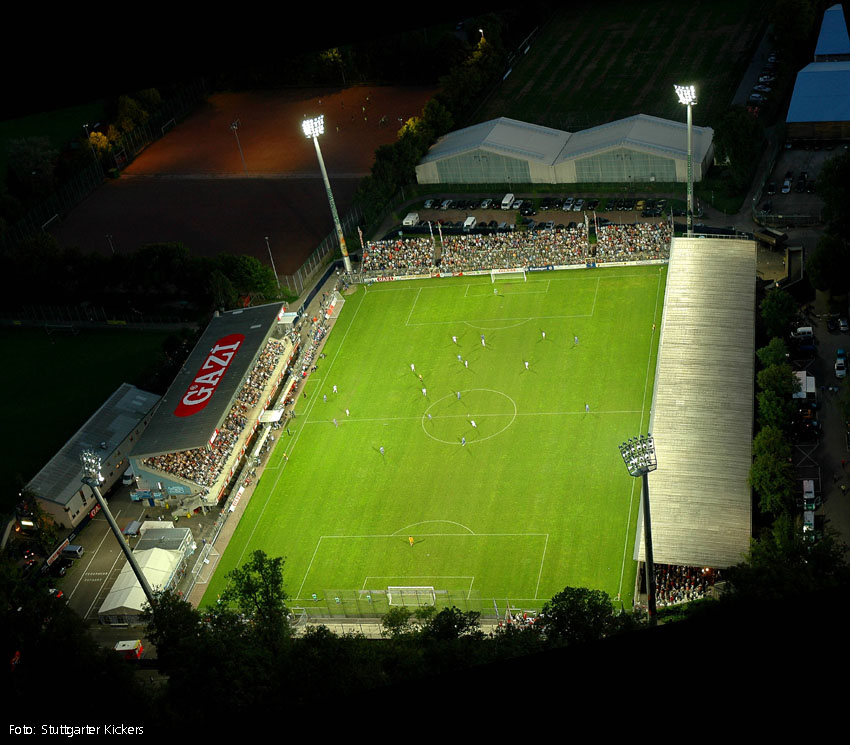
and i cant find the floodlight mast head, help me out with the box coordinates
[618,434,657,477]
[80,449,104,484]
[674,84,697,106]
[302,115,325,139]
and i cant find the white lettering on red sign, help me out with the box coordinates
[174,334,245,417]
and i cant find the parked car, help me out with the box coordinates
[48,558,74,577]
[749,93,767,103]
[836,349,848,379]
[766,181,777,195]
[562,197,574,210]
[781,179,792,194]
[753,85,772,93]
[840,318,849,332]
[573,198,585,212]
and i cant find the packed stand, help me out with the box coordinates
[653,564,721,607]
[144,338,287,488]
[595,222,671,262]
[361,236,436,276]
[361,222,670,277]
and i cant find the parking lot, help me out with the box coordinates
[760,144,843,222]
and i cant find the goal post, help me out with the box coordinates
[387,586,437,606]
[491,267,527,283]
[326,291,345,319]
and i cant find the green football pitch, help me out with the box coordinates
[202,265,667,615]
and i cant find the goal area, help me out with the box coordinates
[387,586,437,606]
[491,268,526,282]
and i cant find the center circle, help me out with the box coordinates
[421,388,517,445]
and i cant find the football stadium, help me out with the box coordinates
[116,225,754,622]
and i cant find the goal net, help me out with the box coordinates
[491,268,526,283]
[387,586,437,606]
[326,291,345,319]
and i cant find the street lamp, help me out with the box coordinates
[302,115,353,275]
[230,119,248,172]
[264,236,281,292]
[674,84,697,237]
[618,434,658,626]
[80,450,156,608]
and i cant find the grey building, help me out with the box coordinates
[415,115,714,186]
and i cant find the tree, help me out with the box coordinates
[536,586,624,646]
[805,231,850,296]
[757,389,793,431]
[712,107,764,191]
[749,447,795,516]
[5,137,58,201]
[420,606,483,642]
[760,289,797,338]
[757,362,798,399]
[381,606,416,638]
[220,550,290,647]
[757,337,789,368]
[817,150,850,234]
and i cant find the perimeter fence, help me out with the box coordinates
[1,78,210,253]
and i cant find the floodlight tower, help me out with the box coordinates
[302,115,353,275]
[618,434,658,626]
[80,449,156,607]
[674,84,697,237]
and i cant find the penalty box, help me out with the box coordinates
[295,532,549,601]
[405,277,598,326]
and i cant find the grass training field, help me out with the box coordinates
[204,265,666,615]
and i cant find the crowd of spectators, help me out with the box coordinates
[362,237,436,275]
[595,222,671,262]
[144,338,288,488]
[360,222,670,277]
[653,564,721,607]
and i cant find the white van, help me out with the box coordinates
[402,212,419,227]
[463,216,477,231]
[62,545,84,559]
[501,193,515,210]
[790,326,813,340]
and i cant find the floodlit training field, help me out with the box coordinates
[204,265,666,615]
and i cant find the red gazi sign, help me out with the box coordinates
[174,334,245,417]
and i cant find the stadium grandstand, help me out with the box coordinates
[414,114,714,186]
[636,237,756,604]
[129,302,301,507]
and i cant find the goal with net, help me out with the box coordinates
[386,586,437,606]
[491,267,526,283]
[326,291,345,319]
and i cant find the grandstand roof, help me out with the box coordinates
[786,62,850,122]
[27,383,160,506]
[132,302,285,457]
[418,114,714,166]
[815,4,850,59]
[638,238,755,569]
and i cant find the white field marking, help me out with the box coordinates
[304,409,643,425]
[236,290,368,571]
[296,532,549,601]
[406,312,593,327]
[361,576,475,597]
[534,532,550,600]
[589,277,600,316]
[466,279,551,297]
[363,270,659,295]
[421,389,517,444]
[616,266,666,602]
[393,519,475,535]
[405,287,422,326]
